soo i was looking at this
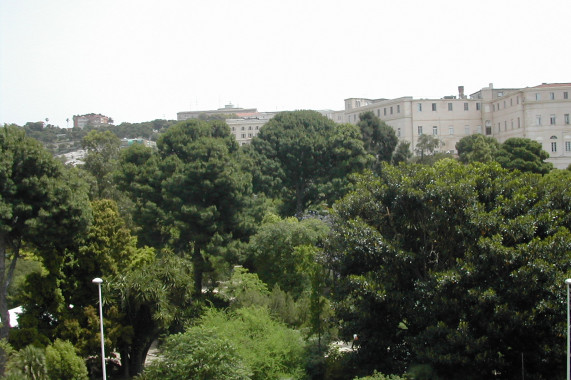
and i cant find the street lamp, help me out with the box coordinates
[92,278,106,380]
[566,278,571,380]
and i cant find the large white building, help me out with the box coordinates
[329,83,571,169]
[177,83,571,169]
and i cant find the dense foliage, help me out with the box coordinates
[2,114,566,379]
[326,160,570,379]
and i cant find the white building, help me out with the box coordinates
[331,83,571,169]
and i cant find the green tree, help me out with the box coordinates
[0,126,91,362]
[455,134,500,163]
[45,339,88,380]
[414,134,443,162]
[357,111,398,165]
[107,253,195,377]
[391,141,412,165]
[157,120,256,296]
[4,345,47,380]
[147,307,306,380]
[246,214,330,298]
[81,130,121,198]
[139,327,252,380]
[495,137,553,174]
[247,111,370,215]
[326,160,571,378]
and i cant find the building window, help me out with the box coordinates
[248,126,252,130]
[476,103,481,111]
[241,134,246,138]
[377,109,380,117]
[449,126,454,135]
[256,126,259,130]
[564,92,569,100]
[536,93,541,101]
[511,119,514,129]
[432,103,437,111]
[565,114,570,124]
[478,125,483,134]
[418,126,423,135]
[448,103,453,111]
[504,121,507,131]
[517,96,520,104]
[493,104,496,112]
[248,133,252,137]
[550,92,555,100]
[465,126,470,135]
[464,102,469,111]
[433,126,438,135]
[551,142,557,152]
[498,91,504,97]
[397,105,400,113]
[518,117,521,128]
[232,127,235,131]
[536,115,542,126]
[418,103,422,111]
[384,108,387,116]
[566,141,571,152]
[397,128,401,137]
[353,115,357,122]
[510,98,513,106]
[550,115,556,125]
[390,106,393,115]
[241,126,245,130]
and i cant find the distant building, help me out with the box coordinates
[177,103,258,121]
[329,83,571,169]
[73,113,113,129]
[120,138,157,148]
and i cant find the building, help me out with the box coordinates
[73,113,113,129]
[331,83,571,169]
[177,103,258,121]
[227,113,276,145]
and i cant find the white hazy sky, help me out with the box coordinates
[1,0,570,128]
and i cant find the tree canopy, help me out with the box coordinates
[247,110,371,216]
[326,159,571,378]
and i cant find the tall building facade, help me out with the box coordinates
[332,83,571,169]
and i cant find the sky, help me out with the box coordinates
[1,0,570,128]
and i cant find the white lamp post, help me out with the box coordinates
[92,278,107,380]
[566,278,571,380]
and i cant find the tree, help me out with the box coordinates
[117,120,259,296]
[455,134,500,164]
[157,120,256,296]
[107,253,195,377]
[414,134,444,161]
[391,141,412,165]
[139,327,252,380]
[357,111,398,165]
[81,130,121,198]
[142,307,306,380]
[248,110,370,215]
[495,137,553,174]
[0,126,91,366]
[246,214,330,298]
[325,160,571,378]
[45,339,88,380]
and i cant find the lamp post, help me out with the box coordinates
[92,278,106,380]
[566,278,571,380]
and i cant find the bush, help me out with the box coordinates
[45,339,88,380]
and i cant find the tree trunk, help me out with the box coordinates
[192,244,204,297]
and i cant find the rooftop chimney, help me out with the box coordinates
[458,86,465,99]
